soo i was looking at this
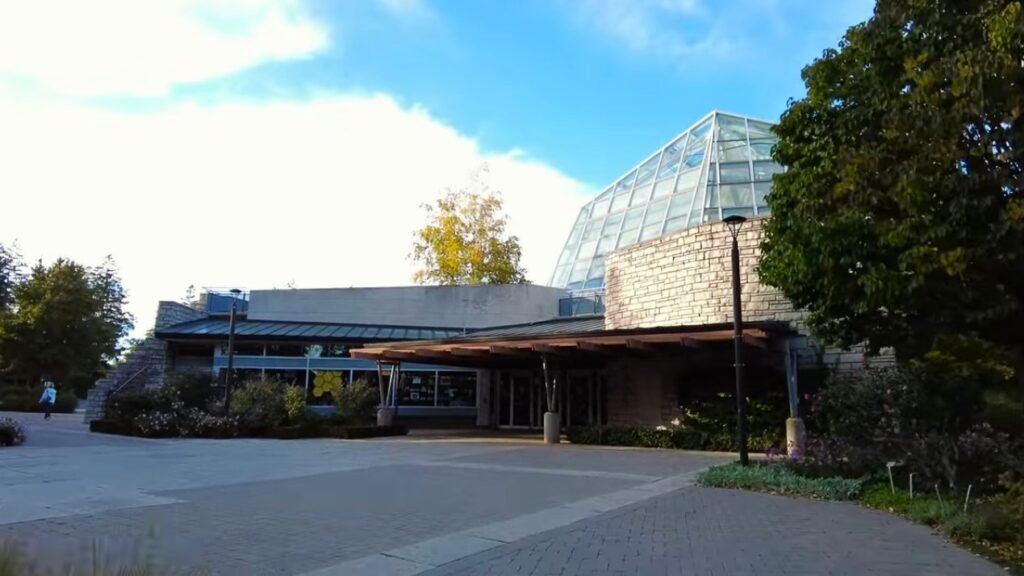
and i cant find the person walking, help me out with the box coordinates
[39,381,56,420]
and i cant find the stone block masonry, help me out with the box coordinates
[604,217,892,372]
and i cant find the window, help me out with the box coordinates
[400,371,435,406]
[675,167,700,195]
[750,140,774,160]
[652,178,674,199]
[630,184,653,206]
[719,162,752,184]
[613,170,636,195]
[634,154,661,188]
[753,160,784,181]
[584,256,605,289]
[755,181,772,207]
[720,183,754,208]
[717,139,749,162]
[437,372,476,407]
[610,191,631,213]
[657,135,686,181]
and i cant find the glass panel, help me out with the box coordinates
[705,184,719,208]
[643,197,669,226]
[610,192,631,213]
[596,234,617,255]
[620,206,644,231]
[657,135,686,180]
[720,162,752,183]
[584,256,605,289]
[400,371,435,406]
[634,154,661,188]
[617,226,640,249]
[437,372,476,407]
[603,211,624,231]
[755,181,772,206]
[689,182,707,226]
[691,119,712,139]
[703,209,722,224]
[667,193,690,219]
[630,184,652,206]
[639,222,662,241]
[753,160,784,181]
[577,239,597,260]
[720,183,754,208]
[682,150,704,169]
[553,264,570,287]
[707,163,717,183]
[557,245,576,266]
[592,196,611,216]
[567,259,591,289]
[675,167,701,194]
[664,216,688,234]
[747,120,774,139]
[718,139,749,162]
[582,218,604,241]
[750,140,774,160]
[651,178,674,199]
[722,206,756,219]
[614,170,637,195]
[717,114,748,141]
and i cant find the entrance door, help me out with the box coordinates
[497,373,536,428]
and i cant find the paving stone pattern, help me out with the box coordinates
[422,486,1004,576]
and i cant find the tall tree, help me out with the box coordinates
[760,0,1024,374]
[0,257,134,389]
[0,242,22,311]
[411,172,527,285]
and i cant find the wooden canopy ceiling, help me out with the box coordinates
[349,321,793,368]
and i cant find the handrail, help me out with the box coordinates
[108,364,151,398]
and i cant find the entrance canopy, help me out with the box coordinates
[350,315,796,368]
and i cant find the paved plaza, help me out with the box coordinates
[0,412,1003,575]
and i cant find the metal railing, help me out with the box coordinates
[558,290,605,316]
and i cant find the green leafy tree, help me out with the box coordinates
[761,0,1024,377]
[0,257,134,393]
[411,171,527,285]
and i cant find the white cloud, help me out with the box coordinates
[572,0,734,60]
[0,0,328,97]
[0,93,590,335]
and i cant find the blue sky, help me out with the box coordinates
[0,0,874,332]
[173,0,873,185]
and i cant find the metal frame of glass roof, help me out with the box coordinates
[550,110,781,290]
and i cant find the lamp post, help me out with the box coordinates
[723,215,749,466]
[223,288,242,414]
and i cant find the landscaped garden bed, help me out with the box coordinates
[92,373,395,441]
[0,417,26,447]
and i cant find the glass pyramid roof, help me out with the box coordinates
[550,111,780,290]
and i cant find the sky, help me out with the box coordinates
[0,0,874,336]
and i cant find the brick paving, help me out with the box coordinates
[421,486,1003,576]
[0,413,1005,576]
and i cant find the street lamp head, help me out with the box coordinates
[723,214,747,239]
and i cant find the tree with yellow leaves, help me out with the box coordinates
[411,168,526,285]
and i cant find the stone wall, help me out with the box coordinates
[604,217,893,372]
[155,301,205,330]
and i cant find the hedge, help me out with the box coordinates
[0,389,79,414]
[567,425,781,452]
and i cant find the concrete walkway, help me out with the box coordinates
[0,412,1003,575]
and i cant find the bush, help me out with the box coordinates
[164,373,217,410]
[230,377,286,433]
[0,418,26,447]
[89,419,123,435]
[284,385,306,424]
[805,366,1021,491]
[567,424,779,453]
[698,462,864,500]
[334,379,378,425]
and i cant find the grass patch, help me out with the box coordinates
[0,539,206,575]
[859,484,1023,575]
[697,462,864,500]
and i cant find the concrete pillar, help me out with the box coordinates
[543,411,560,444]
[783,338,806,456]
[786,417,806,457]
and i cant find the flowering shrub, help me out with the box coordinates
[334,379,378,425]
[284,385,307,424]
[230,377,287,433]
[0,417,26,447]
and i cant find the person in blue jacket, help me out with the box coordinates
[39,381,57,420]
